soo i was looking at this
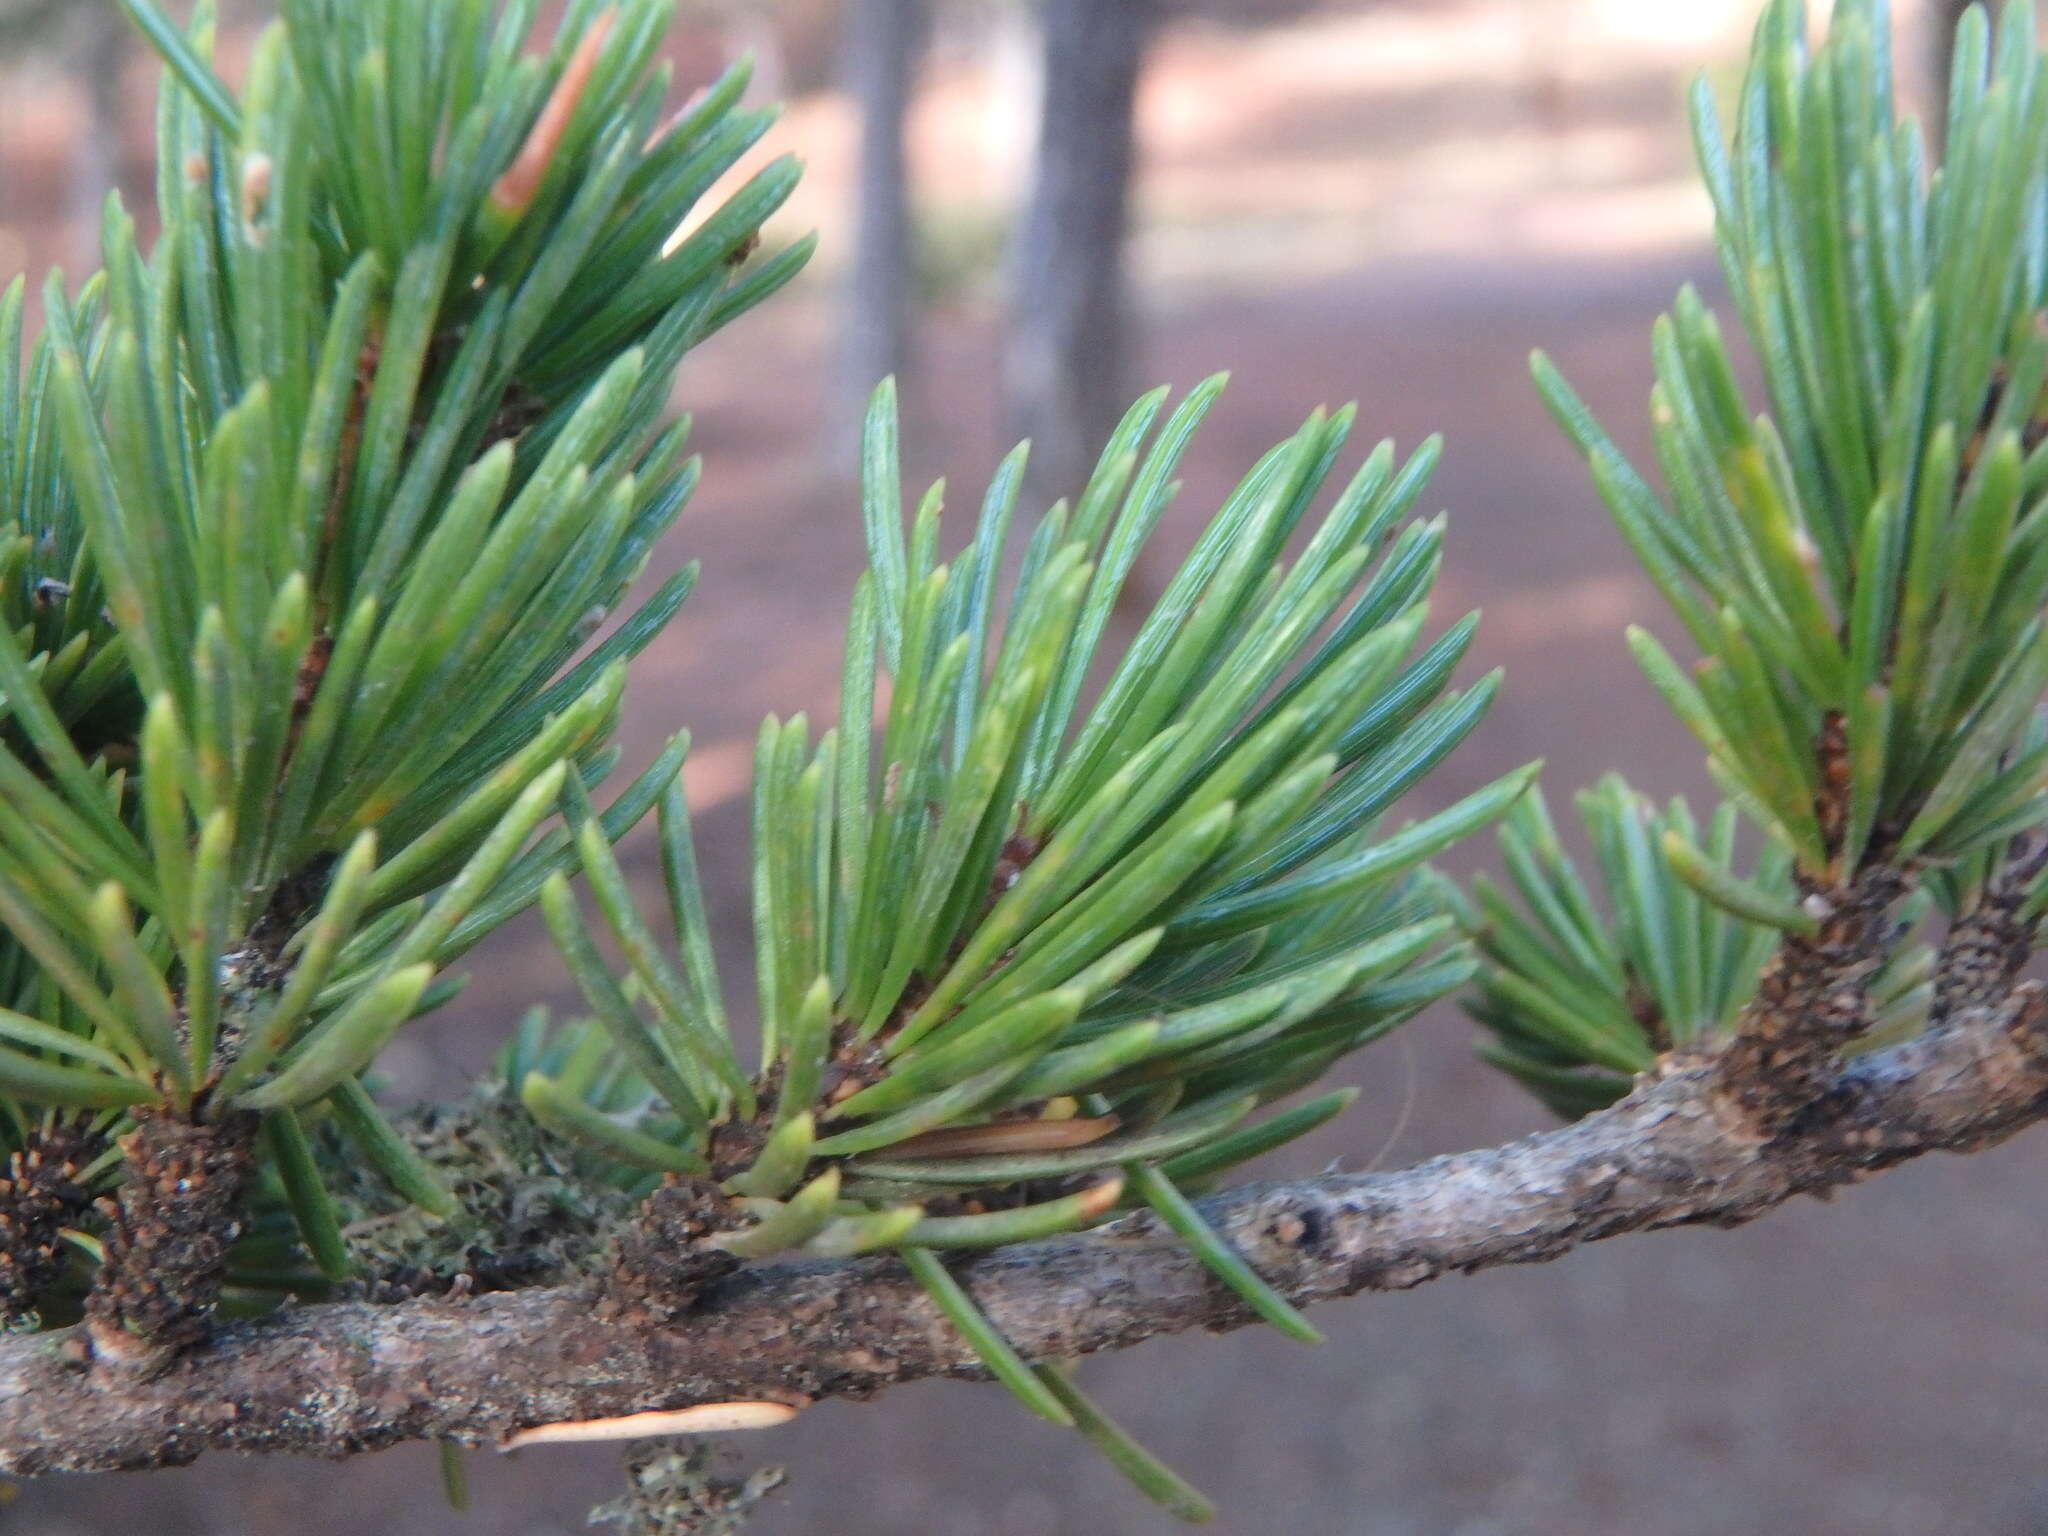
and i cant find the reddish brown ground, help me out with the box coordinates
[14,3,2048,1534]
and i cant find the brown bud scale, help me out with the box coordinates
[84,1109,259,1368]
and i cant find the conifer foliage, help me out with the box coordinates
[2,0,2044,1527]
[1451,780,1933,1116]
[0,0,1523,1514]
[0,0,805,1353]
[1478,0,2048,1106]
[533,376,1527,1504]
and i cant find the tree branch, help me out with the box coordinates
[4,984,2046,1478]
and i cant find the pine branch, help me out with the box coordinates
[4,974,2045,1477]
[7,0,2048,1520]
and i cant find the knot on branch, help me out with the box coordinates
[1995,979,2048,1071]
[0,1124,102,1326]
[1934,836,2048,1025]
[601,1177,743,1324]
[83,1108,259,1373]
[1781,982,2048,1183]
[1717,867,1906,1131]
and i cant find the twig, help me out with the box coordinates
[4,982,2046,1476]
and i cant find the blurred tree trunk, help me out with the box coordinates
[837,0,928,458]
[1006,0,1156,504]
[0,0,95,241]
[69,2,131,270]
[1927,0,1973,151]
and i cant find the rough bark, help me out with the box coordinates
[0,1124,102,1324]
[81,1110,260,1370]
[602,1177,742,1324]
[5,984,2046,1477]
[1005,0,1155,502]
[1933,834,2048,1024]
[1716,867,1906,1128]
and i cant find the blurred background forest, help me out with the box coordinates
[10,1,2048,1533]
